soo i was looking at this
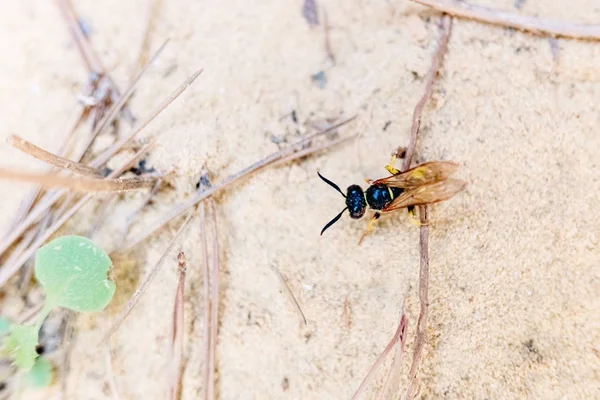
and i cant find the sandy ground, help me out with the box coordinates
[0,0,599,399]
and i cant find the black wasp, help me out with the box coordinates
[318,160,466,242]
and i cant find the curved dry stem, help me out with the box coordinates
[351,314,408,400]
[0,168,158,192]
[9,135,101,177]
[411,0,600,40]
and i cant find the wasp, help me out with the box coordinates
[318,159,467,242]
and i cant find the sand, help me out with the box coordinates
[0,0,599,399]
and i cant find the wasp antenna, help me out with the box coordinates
[317,171,346,198]
[321,207,347,236]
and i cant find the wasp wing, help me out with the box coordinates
[373,161,460,189]
[381,178,467,212]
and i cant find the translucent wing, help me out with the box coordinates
[381,178,467,212]
[373,161,460,189]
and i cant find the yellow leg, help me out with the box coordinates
[408,207,429,227]
[385,154,400,175]
[358,212,380,245]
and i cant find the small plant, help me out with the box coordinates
[1,235,116,388]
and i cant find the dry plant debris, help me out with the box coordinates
[411,0,600,40]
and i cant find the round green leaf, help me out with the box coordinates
[25,356,53,388]
[35,236,115,313]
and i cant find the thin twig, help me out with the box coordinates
[0,67,194,259]
[207,201,219,400]
[378,314,409,400]
[270,265,307,325]
[90,68,203,168]
[77,39,170,163]
[122,116,356,250]
[0,168,158,192]
[402,15,452,172]
[350,315,408,400]
[198,203,211,400]
[400,15,452,400]
[8,135,102,177]
[98,211,195,345]
[411,0,600,40]
[403,207,429,400]
[55,0,104,73]
[88,194,118,238]
[0,143,154,287]
[170,252,186,400]
[118,178,163,245]
[132,0,164,77]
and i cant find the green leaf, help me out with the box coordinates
[35,235,115,313]
[25,356,53,388]
[0,317,11,336]
[2,324,39,370]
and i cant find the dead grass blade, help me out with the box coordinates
[169,252,187,400]
[379,314,409,400]
[88,194,117,238]
[98,211,195,345]
[91,68,203,168]
[55,0,104,73]
[132,0,164,76]
[0,168,158,192]
[207,201,218,400]
[0,64,191,257]
[411,0,600,40]
[118,178,163,245]
[122,116,356,250]
[198,203,211,400]
[401,15,452,172]
[350,314,408,400]
[400,15,452,400]
[77,38,170,162]
[0,143,154,287]
[403,207,429,400]
[8,135,102,177]
[270,265,307,325]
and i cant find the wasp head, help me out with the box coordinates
[317,172,367,235]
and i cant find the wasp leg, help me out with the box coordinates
[385,154,400,175]
[408,206,429,227]
[358,212,381,245]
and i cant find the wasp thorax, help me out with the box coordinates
[346,185,367,219]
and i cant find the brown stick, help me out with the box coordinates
[350,314,408,400]
[0,168,157,192]
[402,15,452,172]
[8,135,102,177]
[411,0,600,40]
[404,206,430,399]
[401,15,452,400]
[170,252,187,400]
[121,117,356,250]
[207,201,219,400]
[198,203,211,400]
